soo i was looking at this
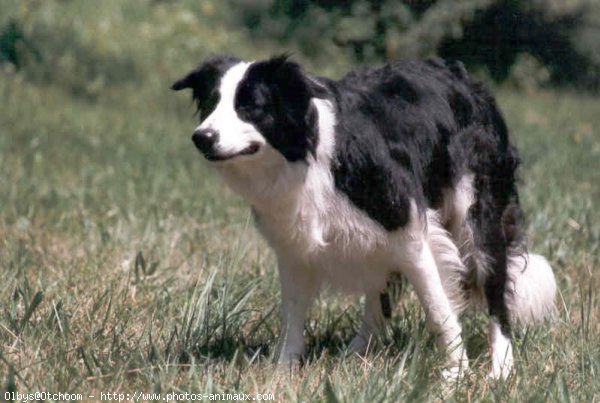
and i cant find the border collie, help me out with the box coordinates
[171,55,556,379]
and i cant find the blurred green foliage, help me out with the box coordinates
[1,0,598,92]
[230,0,600,91]
[0,0,279,99]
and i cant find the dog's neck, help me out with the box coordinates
[217,154,306,210]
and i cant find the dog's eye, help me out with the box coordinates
[238,105,263,119]
[197,94,220,120]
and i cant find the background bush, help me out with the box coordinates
[2,0,598,91]
[230,0,600,91]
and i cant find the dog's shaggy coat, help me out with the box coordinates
[172,55,556,379]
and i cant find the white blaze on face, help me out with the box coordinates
[196,62,267,158]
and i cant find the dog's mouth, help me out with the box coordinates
[204,142,261,162]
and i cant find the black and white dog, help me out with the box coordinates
[172,55,556,379]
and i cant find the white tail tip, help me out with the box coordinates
[507,253,557,324]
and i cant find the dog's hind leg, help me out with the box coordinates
[469,195,520,379]
[399,237,469,379]
[347,290,391,355]
[428,210,469,315]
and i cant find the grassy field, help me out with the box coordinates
[1,1,599,401]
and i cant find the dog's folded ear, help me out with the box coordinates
[171,54,240,94]
[170,63,212,92]
[171,55,240,114]
[171,54,240,91]
[171,74,193,91]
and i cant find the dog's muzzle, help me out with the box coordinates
[191,128,260,161]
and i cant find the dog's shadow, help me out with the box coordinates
[172,308,491,369]
[173,324,490,369]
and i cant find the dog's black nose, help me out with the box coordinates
[192,128,219,153]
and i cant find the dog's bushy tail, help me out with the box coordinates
[506,253,557,324]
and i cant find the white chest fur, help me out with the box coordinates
[246,99,409,292]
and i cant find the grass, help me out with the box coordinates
[1,1,599,401]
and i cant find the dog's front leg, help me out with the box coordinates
[275,258,319,367]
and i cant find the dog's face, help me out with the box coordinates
[172,55,326,166]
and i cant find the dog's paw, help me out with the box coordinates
[488,346,514,380]
[487,359,513,380]
[276,354,303,374]
[346,334,372,356]
[441,364,469,383]
[441,352,470,383]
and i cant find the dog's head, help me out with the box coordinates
[172,55,327,166]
